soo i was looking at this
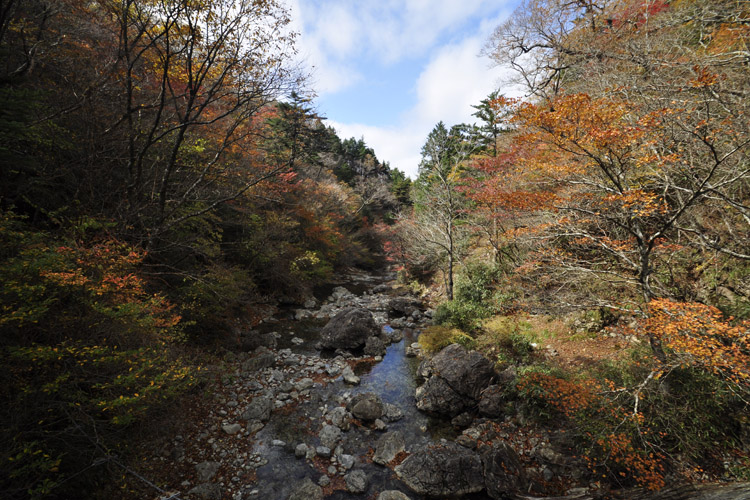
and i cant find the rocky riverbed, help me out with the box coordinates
[145,271,749,500]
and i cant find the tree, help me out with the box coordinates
[471,90,508,157]
[485,0,750,359]
[410,122,480,299]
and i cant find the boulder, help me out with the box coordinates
[373,431,406,465]
[349,392,384,421]
[240,331,277,351]
[240,346,276,372]
[241,394,273,422]
[288,477,323,500]
[481,442,527,499]
[364,336,387,356]
[395,442,484,497]
[319,308,379,351]
[478,385,507,418]
[428,344,495,400]
[389,297,420,317]
[415,376,471,417]
[415,344,496,417]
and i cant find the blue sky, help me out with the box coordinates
[286,0,523,178]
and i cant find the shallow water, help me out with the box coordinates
[248,275,492,499]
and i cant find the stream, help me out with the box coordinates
[244,271,467,499]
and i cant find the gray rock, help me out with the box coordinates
[394,442,484,497]
[339,454,355,469]
[319,308,379,351]
[415,375,470,417]
[295,443,308,458]
[451,412,474,428]
[349,392,384,421]
[319,424,342,449]
[294,377,314,391]
[405,343,422,357]
[221,423,242,435]
[288,477,323,500]
[344,470,368,493]
[331,286,353,301]
[316,446,332,458]
[240,346,276,372]
[342,366,360,385]
[373,431,406,465]
[428,344,495,400]
[317,475,330,487]
[382,403,404,422]
[377,492,412,500]
[364,336,387,356]
[328,406,352,430]
[241,394,273,422]
[195,461,220,483]
[478,384,507,417]
[481,442,527,499]
[188,483,222,500]
[374,418,387,431]
[389,297,420,317]
[240,332,277,351]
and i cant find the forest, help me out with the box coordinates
[1,0,748,498]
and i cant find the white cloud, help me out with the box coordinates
[284,0,523,177]
[332,33,520,179]
[289,0,512,95]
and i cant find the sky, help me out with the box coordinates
[285,0,523,179]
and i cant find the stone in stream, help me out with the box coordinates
[405,342,422,357]
[240,331,277,352]
[415,343,495,417]
[377,491,412,500]
[373,431,406,465]
[344,470,368,493]
[288,477,323,500]
[318,307,379,351]
[382,403,404,422]
[363,336,387,356]
[342,366,360,385]
[394,442,484,497]
[240,346,276,373]
[428,344,495,400]
[327,406,352,430]
[415,376,471,417]
[348,392,384,421]
[388,297,421,317]
[319,424,342,449]
[294,443,308,458]
[240,394,273,422]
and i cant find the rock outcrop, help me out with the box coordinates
[318,308,380,351]
[395,442,485,497]
[415,343,495,416]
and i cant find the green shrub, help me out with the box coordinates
[419,325,475,353]
[433,299,489,331]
